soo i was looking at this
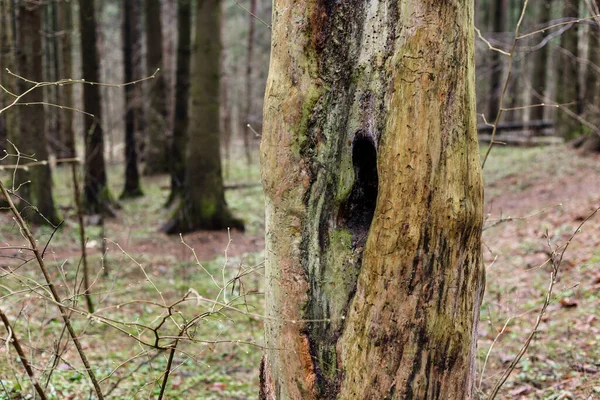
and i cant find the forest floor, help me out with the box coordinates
[0,144,600,399]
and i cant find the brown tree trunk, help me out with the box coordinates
[0,0,19,196]
[488,0,507,122]
[529,1,551,123]
[143,0,169,175]
[162,0,243,234]
[79,0,113,215]
[15,1,60,225]
[556,0,583,139]
[584,1,600,126]
[242,0,257,165]
[58,0,75,158]
[260,1,484,398]
[120,0,144,199]
[165,0,191,207]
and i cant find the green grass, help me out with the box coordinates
[0,156,265,399]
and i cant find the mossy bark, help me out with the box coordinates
[15,1,60,225]
[79,0,113,215]
[143,0,169,175]
[260,1,484,398]
[165,0,191,207]
[556,0,583,139]
[120,0,144,199]
[161,0,242,234]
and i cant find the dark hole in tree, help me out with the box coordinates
[340,131,378,245]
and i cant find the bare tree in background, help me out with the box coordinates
[79,0,113,214]
[556,0,583,139]
[121,0,144,199]
[144,0,169,175]
[14,0,59,225]
[529,0,551,123]
[166,0,191,207]
[162,0,243,234]
[489,0,507,121]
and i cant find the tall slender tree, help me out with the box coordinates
[556,0,583,139]
[489,0,507,122]
[260,0,484,398]
[0,0,18,157]
[529,0,551,123]
[144,0,169,175]
[242,0,257,165]
[165,0,192,206]
[58,0,75,158]
[15,1,59,225]
[79,0,113,214]
[120,0,144,198]
[162,0,242,234]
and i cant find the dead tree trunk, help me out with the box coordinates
[260,1,485,398]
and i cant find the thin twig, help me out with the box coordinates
[0,180,105,399]
[486,206,600,399]
[0,308,49,400]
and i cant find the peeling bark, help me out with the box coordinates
[260,0,484,398]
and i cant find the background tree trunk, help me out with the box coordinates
[165,0,191,207]
[143,0,169,175]
[556,0,582,139]
[584,1,600,125]
[260,1,484,398]
[0,0,17,157]
[15,1,59,225]
[488,0,507,122]
[121,0,144,199]
[79,0,112,214]
[242,0,257,165]
[529,1,551,123]
[58,0,75,158]
[162,0,242,234]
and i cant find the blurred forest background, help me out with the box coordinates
[0,0,600,399]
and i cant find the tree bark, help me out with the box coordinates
[143,0,169,175]
[260,1,485,399]
[165,0,191,206]
[162,0,243,234]
[121,0,144,199]
[488,0,507,122]
[79,0,113,215]
[556,0,583,139]
[15,1,60,225]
